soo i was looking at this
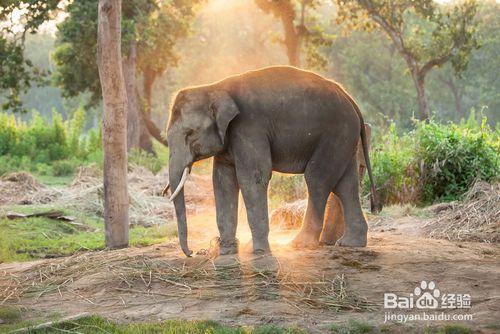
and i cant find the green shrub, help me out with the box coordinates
[364,124,417,205]
[128,149,163,174]
[415,116,499,202]
[35,163,53,176]
[366,114,499,205]
[0,109,103,176]
[52,159,79,176]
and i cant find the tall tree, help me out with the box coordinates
[254,0,331,68]
[335,0,480,120]
[97,0,129,249]
[0,0,61,112]
[53,0,199,151]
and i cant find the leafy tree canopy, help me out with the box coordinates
[335,0,480,119]
[53,0,200,105]
[0,0,61,112]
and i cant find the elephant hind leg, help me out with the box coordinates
[334,155,368,247]
[319,193,345,245]
[291,139,354,249]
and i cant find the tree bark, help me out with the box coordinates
[122,40,140,150]
[97,0,129,249]
[410,70,430,120]
[281,14,301,67]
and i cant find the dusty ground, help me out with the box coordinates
[1,174,499,332]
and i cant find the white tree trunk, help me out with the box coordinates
[97,0,129,248]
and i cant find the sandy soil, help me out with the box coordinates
[1,176,499,333]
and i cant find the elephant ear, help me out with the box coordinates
[209,90,240,144]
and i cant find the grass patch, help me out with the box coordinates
[0,206,176,263]
[427,324,473,334]
[330,319,374,334]
[7,315,306,333]
[0,306,21,324]
[378,204,432,219]
[34,173,74,187]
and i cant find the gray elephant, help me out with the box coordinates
[165,66,379,257]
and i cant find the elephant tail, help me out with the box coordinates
[343,91,382,213]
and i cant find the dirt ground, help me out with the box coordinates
[1,174,499,333]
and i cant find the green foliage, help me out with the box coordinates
[0,306,21,324]
[365,114,499,204]
[53,0,200,105]
[415,114,499,202]
[330,319,374,334]
[0,110,101,176]
[429,324,473,334]
[0,1,61,112]
[128,149,163,174]
[366,124,417,204]
[14,315,304,334]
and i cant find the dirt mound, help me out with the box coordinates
[0,172,45,205]
[424,181,500,242]
[270,200,306,229]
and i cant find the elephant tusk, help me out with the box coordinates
[169,167,190,201]
[161,183,170,197]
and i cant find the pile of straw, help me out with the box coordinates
[424,181,500,243]
[270,200,306,230]
[0,172,46,205]
[0,249,374,312]
[19,165,213,226]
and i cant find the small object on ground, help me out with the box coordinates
[4,210,75,222]
[10,312,89,333]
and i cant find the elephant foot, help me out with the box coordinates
[249,254,279,272]
[252,241,271,255]
[291,230,320,249]
[209,237,239,257]
[220,239,239,255]
[242,239,271,255]
[319,232,339,246]
[335,232,367,247]
[213,254,240,267]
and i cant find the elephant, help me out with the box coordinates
[320,123,372,245]
[165,66,379,257]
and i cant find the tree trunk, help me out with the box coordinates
[139,68,168,148]
[281,15,301,67]
[97,0,129,249]
[122,40,140,150]
[139,119,154,153]
[411,70,430,120]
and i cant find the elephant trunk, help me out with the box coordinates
[169,165,193,257]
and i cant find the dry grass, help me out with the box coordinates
[0,248,375,312]
[424,181,500,243]
[270,200,307,230]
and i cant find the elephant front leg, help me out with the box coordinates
[213,157,240,255]
[234,161,272,254]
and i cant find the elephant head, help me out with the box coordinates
[166,88,240,256]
